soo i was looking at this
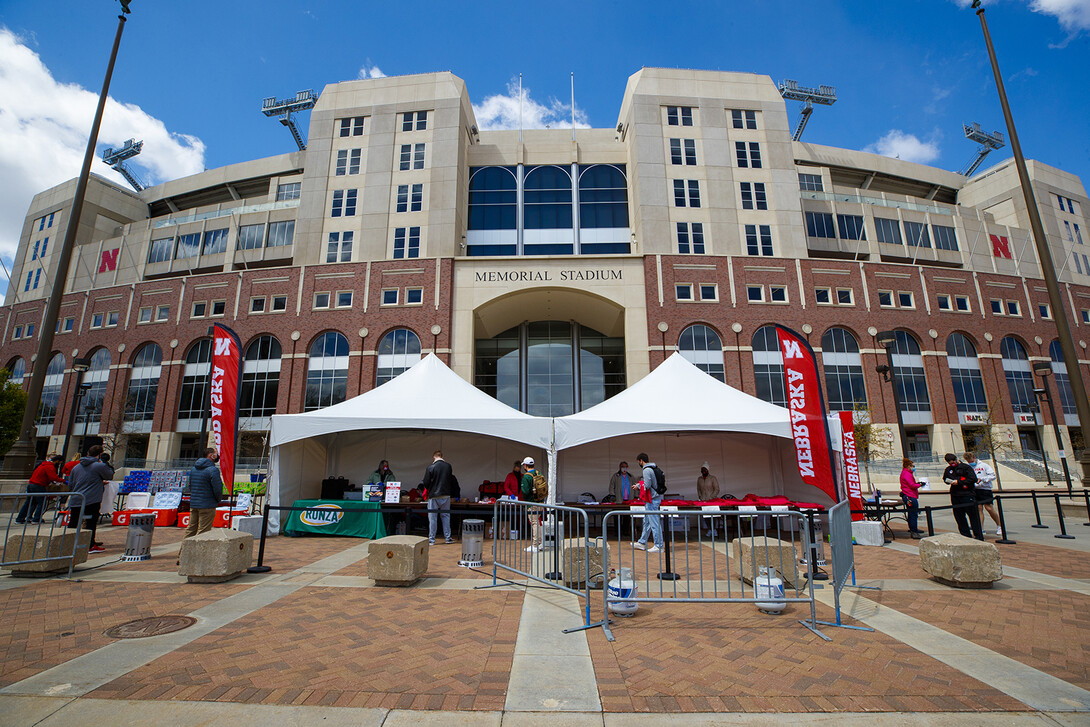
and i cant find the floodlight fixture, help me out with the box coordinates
[102,138,145,191]
[261,89,318,151]
[778,79,837,141]
[959,122,1005,176]
[875,330,897,349]
[1032,361,1053,376]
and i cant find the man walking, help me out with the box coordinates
[633,453,664,553]
[965,452,1002,537]
[186,448,223,539]
[942,452,983,541]
[422,450,455,545]
[68,445,114,553]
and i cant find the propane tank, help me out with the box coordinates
[754,565,785,614]
[607,567,639,617]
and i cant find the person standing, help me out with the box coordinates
[899,458,925,538]
[608,461,633,503]
[186,448,223,539]
[422,450,455,545]
[16,455,65,524]
[633,453,664,553]
[965,452,1002,537]
[503,461,522,499]
[67,445,114,553]
[942,452,982,541]
[520,457,546,552]
[697,462,721,538]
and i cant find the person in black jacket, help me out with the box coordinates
[943,452,983,540]
[421,450,455,545]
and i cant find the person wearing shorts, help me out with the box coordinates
[965,452,1001,537]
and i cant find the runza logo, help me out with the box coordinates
[300,504,344,526]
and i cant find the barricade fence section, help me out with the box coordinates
[599,508,827,642]
[1,492,87,579]
[488,499,596,628]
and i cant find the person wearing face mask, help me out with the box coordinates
[608,461,634,503]
[899,457,925,538]
[185,447,223,539]
[368,460,396,493]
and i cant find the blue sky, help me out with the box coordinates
[0,0,1087,302]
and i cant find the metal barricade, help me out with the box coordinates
[599,507,827,642]
[815,500,875,632]
[1,492,87,579]
[482,499,601,631]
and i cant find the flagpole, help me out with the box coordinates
[518,73,523,143]
[571,72,576,141]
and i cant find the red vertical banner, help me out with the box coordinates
[211,324,243,495]
[775,326,838,502]
[839,411,865,521]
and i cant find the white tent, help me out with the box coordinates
[552,353,830,505]
[267,354,554,533]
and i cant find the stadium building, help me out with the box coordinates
[1,68,1088,471]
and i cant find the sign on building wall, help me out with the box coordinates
[99,247,120,273]
[990,234,1012,259]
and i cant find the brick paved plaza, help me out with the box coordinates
[1,501,1089,726]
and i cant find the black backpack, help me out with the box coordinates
[650,465,667,495]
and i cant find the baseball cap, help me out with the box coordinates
[522,457,535,466]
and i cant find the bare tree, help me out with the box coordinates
[852,401,895,491]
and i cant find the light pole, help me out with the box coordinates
[0,1,133,477]
[1033,361,1073,494]
[970,0,1090,487]
[876,330,910,459]
[60,356,93,462]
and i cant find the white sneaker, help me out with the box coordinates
[646,545,662,553]
[632,541,647,550]
[996,527,1003,537]
[525,545,541,553]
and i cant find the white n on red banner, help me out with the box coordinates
[211,324,243,495]
[838,411,865,521]
[775,326,838,502]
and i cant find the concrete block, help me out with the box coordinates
[919,532,1002,588]
[560,537,610,589]
[369,535,428,586]
[231,515,265,539]
[5,531,91,575]
[851,520,885,547]
[730,536,800,588]
[179,528,253,583]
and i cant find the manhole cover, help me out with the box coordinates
[104,615,196,639]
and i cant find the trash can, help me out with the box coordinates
[459,519,485,568]
[122,513,156,562]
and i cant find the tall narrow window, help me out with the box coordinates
[946,333,987,413]
[125,343,162,426]
[36,354,66,429]
[821,328,867,411]
[241,335,282,421]
[1050,340,1077,416]
[890,331,931,416]
[1000,337,1036,418]
[678,324,724,382]
[677,222,705,254]
[377,329,422,386]
[327,232,353,263]
[745,224,773,256]
[178,339,212,424]
[393,227,421,259]
[305,333,349,411]
[752,326,786,406]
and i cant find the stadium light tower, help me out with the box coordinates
[778,79,837,141]
[102,138,145,191]
[261,90,318,151]
[959,122,1005,177]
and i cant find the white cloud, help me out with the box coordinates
[0,28,205,285]
[862,130,942,164]
[952,0,1090,32]
[472,78,590,131]
[358,65,386,79]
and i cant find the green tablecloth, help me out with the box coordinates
[284,499,387,538]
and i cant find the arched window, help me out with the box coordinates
[524,165,574,255]
[946,333,987,413]
[678,324,725,382]
[578,164,630,254]
[125,343,162,427]
[6,357,25,386]
[241,335,282,420]
[36,353,66,430]
[305,332,349,411]
[821,328,866,411]
[890,331,931,415]
[1001,337,1036,417]
[178,339,212,426]
[76,348,111,429]
[1050,340,1077,416]
[467,166,517,256]
[376,329,421,387]
[752,326,786,406]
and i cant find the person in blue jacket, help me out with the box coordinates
[185,447,223,539]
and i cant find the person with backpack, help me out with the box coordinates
[520,456,547,552]
[633,452,665,553]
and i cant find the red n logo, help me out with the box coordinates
[98,248,120,273]
[990,234,1012,259]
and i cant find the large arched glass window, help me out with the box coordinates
[678,324,725,382]
[75,348,111,432]
[946,333,987,413]
[752,325,786,407]
[305,332,349,411]
[821,328,866,411]
[125,343,162,429]
[475,321,625,415]
[467,166,517,256]
[1050,340,1077,417]
[6,357,26,386]
[178,339,212,428]
[524,165,574,255]
[36,353,66,431]
[890,331,931,416]
[241,335,282,421]
[377,329,422,386]
[1001,337,1036,417]
[578,165,629,229]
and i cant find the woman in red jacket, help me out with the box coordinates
[502,460,522,499]
[17,455,65,524]
[900,458,924,538]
